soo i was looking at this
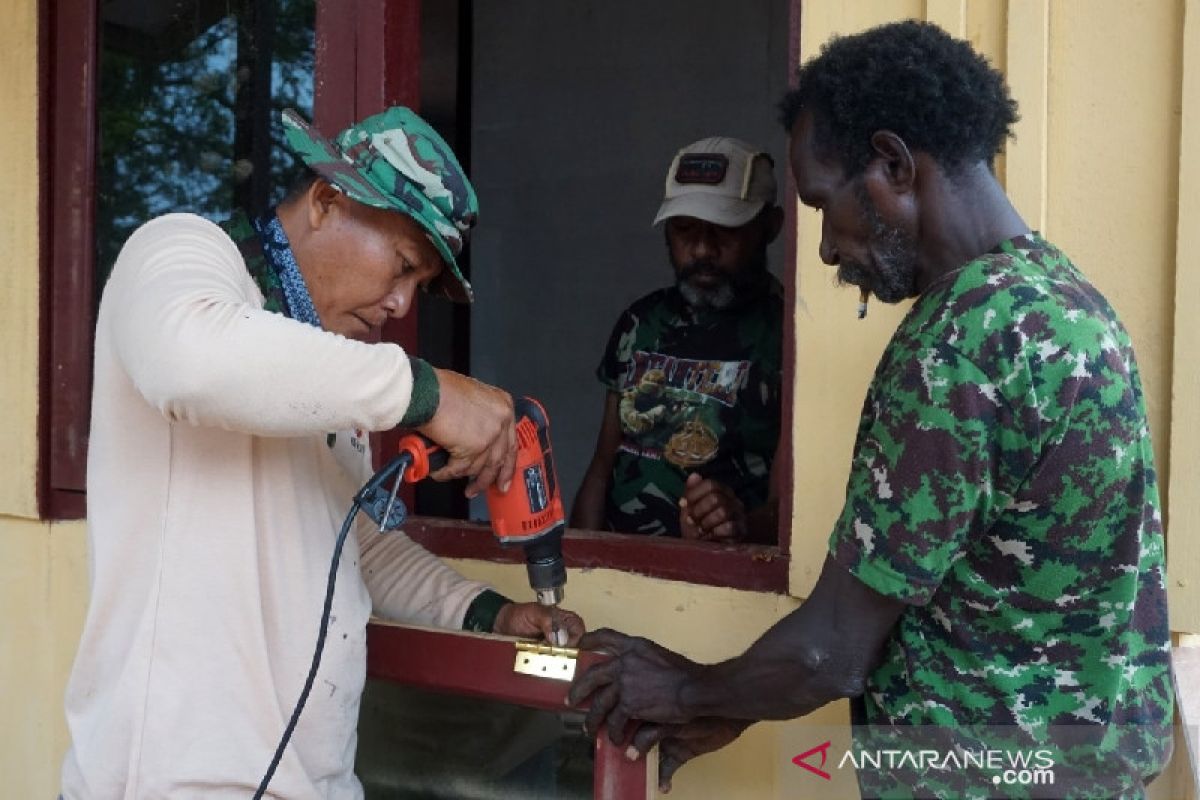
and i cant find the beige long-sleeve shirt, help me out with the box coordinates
[61,213,490,799]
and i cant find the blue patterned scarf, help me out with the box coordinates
[248,210,323,328]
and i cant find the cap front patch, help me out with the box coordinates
[675,153,728,185]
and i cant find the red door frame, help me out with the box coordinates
[40,0,99,519]
[367,622,649,799]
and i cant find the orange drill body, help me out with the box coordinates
[395,397,568,613]
[484,398,565,545]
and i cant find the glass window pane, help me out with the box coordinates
[96,0,315,291]
[469,0,791,542]
[356,679,594,799]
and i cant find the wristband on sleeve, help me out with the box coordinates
[398,357,440,427]
[462,589,512,633]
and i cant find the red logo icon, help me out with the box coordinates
[792,740,833,780]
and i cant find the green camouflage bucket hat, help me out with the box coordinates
[282,107,478,303]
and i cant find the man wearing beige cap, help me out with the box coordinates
[571,137,784,543]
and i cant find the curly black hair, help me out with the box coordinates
[778,20,1019,176]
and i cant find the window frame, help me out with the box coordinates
[41,0,98,519]
[38,0,378,518]
[39,0,802,594]
[405,0,803,594]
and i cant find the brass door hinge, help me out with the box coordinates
[513,640,578,682]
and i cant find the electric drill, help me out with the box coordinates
[254,398,567,798]
[374,397,568,644]
[250,400,564,800]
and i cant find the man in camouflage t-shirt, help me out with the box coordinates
[572,136,784,542]
[565,22,1173,799]
[833,232,1172,798]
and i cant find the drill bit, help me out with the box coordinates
[549,607,568,647]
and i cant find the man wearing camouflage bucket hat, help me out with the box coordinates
[60,107,583,798]
[281,106,478,304]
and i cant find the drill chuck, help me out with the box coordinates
[534,585,564,607]
[524,525,567,646]
[523,524,566,606]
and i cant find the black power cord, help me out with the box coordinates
[252,498,358,799]
[253,455,409,799]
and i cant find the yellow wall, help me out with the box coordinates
[4,1,1198,798]
[0,0,41,519]
[0,520,88,799]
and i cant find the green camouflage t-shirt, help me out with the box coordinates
[596,280,783,536]
[829,235,1173,798]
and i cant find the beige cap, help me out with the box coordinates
[653,136,777,228]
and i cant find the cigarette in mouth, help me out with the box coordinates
[857,289,869,319]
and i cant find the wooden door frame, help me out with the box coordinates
[367,621,649,799]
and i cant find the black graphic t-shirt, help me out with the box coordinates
[596,281,783,536]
